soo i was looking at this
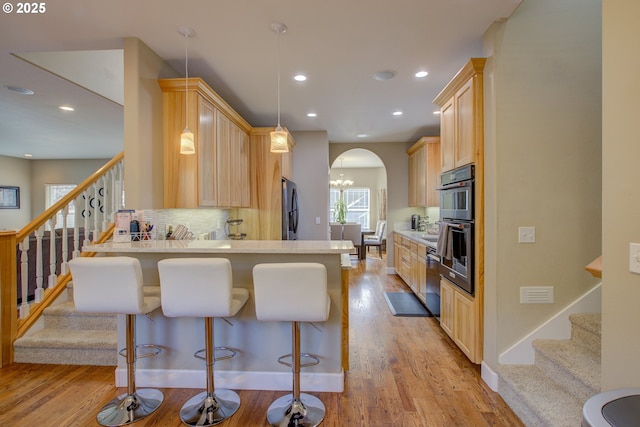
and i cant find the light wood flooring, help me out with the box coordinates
[0,255,524,427]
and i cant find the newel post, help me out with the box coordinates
[0,230,18,367]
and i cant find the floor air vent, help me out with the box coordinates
[520,286,554,304]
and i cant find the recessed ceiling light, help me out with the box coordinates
[433,111,441,115]
[373,70,396,81]
[306,113,317,118]
[59,105,75,111]
[392,111,403,116]
[4,85,34,95]
[415,71,429,78]
[24,153,33,157]
[294,74,307,82]
[357,134,369,138]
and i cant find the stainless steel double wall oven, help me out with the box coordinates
[438,164,475,295]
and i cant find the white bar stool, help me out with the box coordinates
[157,258,249,426]
[252,262,331,427]
[68,256,164,426]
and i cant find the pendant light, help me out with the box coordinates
[179,26,196,155]
[270,22,289,153]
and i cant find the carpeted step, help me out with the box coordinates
[533,338,600,402]
[497,364,584,427]
[43,301,117,331]
[14,329,117,366]
[569,313,601,355]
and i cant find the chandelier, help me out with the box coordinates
[330,158,354,190]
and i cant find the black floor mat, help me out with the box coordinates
[383,292,432,317]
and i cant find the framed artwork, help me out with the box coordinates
[0,186,20,209]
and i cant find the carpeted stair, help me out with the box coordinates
[13,300,117,366]
[497,313,601,427]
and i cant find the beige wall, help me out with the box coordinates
[602,0,640,390]
[123,38,179,209]
[290,131,330,240]
[482,0,602,366]
[0,155,31,229]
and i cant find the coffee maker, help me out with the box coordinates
[410,214,420,230]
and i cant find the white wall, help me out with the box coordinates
[482,0,602,366]
[290,131,330,240]
[602,0,640,390]
[0,155,31,229]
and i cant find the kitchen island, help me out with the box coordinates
[83,239,353,392]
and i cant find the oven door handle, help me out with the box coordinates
[438,221,466,230]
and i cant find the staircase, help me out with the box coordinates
[497,313,601,427]
[13,290,117,366]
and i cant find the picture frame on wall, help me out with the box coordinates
[0,186,20,209]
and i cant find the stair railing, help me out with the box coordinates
[0,152,124,367]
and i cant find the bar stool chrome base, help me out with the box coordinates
[97,388,164,426]
[179,389,241,426]
[266,393,325,427]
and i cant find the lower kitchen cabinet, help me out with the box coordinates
[416,244,427,303]
[440,278,482,363]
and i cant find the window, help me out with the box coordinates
[45,184,77,229]
[330,188,370,229]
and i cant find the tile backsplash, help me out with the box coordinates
[138,209,230,240]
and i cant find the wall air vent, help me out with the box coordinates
[520,286,554,304]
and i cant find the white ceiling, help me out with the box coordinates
[0,0,522,161]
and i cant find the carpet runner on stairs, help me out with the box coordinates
[13,300,117,366]
[496,313,601,427]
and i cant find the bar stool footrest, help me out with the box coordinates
[118,344,162,360]
[277,353,320,368]
[194,346,238,362]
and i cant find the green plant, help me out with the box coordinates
[334,197,348,224]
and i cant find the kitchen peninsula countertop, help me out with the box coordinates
[84,239,354,254]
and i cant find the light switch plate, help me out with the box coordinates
[518,227,536,243]
[630,243,640,274]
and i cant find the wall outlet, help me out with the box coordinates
[630,243,640,274]
[316,217,321,225]
[518,227,536,243]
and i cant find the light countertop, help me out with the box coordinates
[83,239,354,254]
[394,229,438,249]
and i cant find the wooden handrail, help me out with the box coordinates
[585,256,602,278]
[17,151,124,242]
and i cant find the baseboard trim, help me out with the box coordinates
[115,368,345,392]
[386,267,396,275]
[481,361,499,392]
[499,283,602,365]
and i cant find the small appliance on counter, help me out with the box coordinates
[410,214,420,230]
[225,218,247,240]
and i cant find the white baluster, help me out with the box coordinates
[92,183,99,242]
[83,190,90,247]
[34,227,45,302]
[48,218,57,289]
[72,197,80,258]
[61,205,69,275]
[19,236,30,318]
[109,168,117,222]
[101,175,109,232]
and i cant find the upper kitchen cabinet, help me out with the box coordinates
[408,136,440,207]
[433,58,486,172]
[159,78,252,208]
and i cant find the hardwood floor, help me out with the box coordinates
[0,256,523,427]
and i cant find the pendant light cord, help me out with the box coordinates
[184,34,189,129]
[276,28,281,128]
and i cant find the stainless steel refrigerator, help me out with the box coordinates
[282,177,299,240]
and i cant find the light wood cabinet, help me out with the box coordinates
[408,136,440,207]
[159,78,252,209]
[394,235,428,304]
[416,243,427,304]
[393,233,401,273]
[440,278,482,363]
[234,127,295,240]
[433,58,485,173]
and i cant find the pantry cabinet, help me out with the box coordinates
[433,58,485,173]
[408,136,440,207]
[440,278,482,363]
[159,77,252,209]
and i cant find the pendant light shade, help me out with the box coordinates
[179,26,196,155]
[270,22,289,153]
